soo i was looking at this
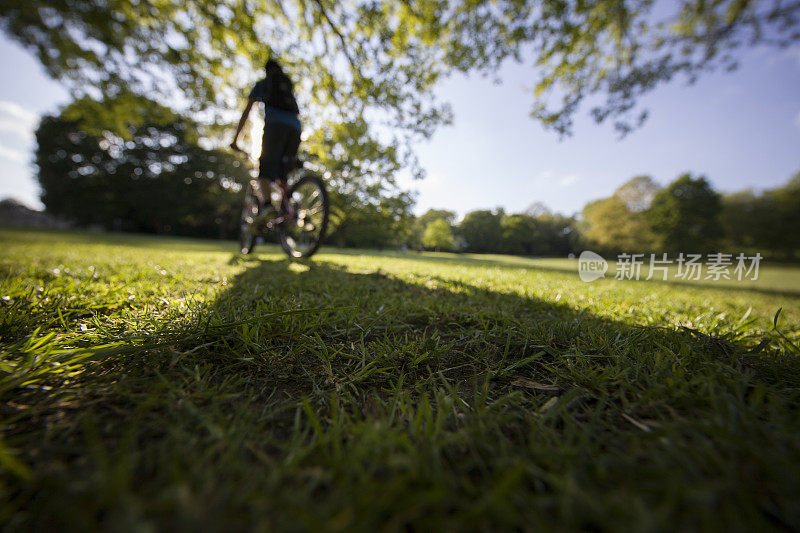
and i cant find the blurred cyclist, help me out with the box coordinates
[230,58,301,194]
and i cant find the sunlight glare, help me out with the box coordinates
[288,263,310,273]
[248,107,263,161]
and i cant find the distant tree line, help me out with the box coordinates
[579,174,800,259]
[405,173,799,259]
[402,206,576,256]
[35,97,799,258]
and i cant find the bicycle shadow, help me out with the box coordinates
[204,255,770,400]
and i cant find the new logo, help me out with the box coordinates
[578,251,607,282]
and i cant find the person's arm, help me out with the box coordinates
[230,96,255,152]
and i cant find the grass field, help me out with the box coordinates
[1,228,799,531]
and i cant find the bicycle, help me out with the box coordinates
[236,152,330,259]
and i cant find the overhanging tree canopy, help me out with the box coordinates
[0,0,451,151]
[3,0,797,142]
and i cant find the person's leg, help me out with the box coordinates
[259,123,292,193]
[281,127,301,178]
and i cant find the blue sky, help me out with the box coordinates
[0,34,798,216]
[402,45,800,217]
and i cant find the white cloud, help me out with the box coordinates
[0,143,28,164]
[0,101,38,140]
[532,171,578,186]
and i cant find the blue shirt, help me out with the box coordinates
[249,76,301,131]
[264,106,301,132]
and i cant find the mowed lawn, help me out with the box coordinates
[1,228,799,531]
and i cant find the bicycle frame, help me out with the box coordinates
[247,177,296,231]
[238,152,329,258]
[271,179,297,228]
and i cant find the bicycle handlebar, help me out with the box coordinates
[229,143,250,158]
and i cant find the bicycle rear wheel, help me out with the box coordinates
[239,183,260,254]
[278,174,329,258]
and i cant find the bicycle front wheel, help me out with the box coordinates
[278,174,329,258]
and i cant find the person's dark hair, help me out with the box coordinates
[265,59,281,72]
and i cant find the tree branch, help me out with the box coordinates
[310,0,357,72]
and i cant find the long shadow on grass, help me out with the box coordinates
[328,249,800,298]
[198,256,798,527]
[204,255,764,398]
[5,253,799,530]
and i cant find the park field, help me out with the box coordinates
[1,228,799,530]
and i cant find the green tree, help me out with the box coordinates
[581,176,659,253]
[3,0,796,143]
[524,202,552,218]
[36,96,247,238]
[582,197,652,254]
[327,192,416,249]
[422,219,455,252]
[303,119,416,248]
[500,213,538,255]
[417,209,457,228]
[614,176,660,213]
[458,209,503,253]
[531,213,577,256]
[647,174,722,253]
[483,0,800,136]
[719,174,800,258]
[0,0,452,181]
[762,173,800,258]
[408,208,457,248]
[720,190,761,250]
